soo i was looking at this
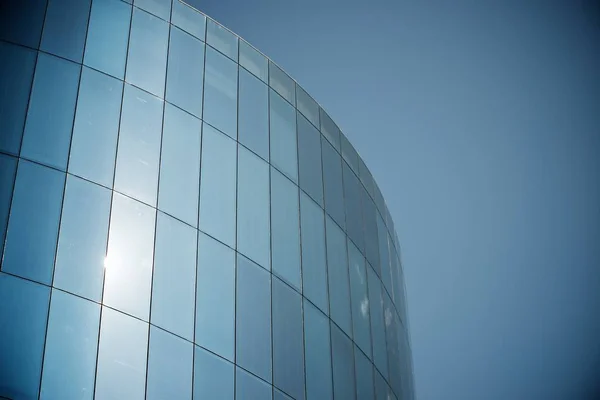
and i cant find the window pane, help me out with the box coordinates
[199,123,237,247]
[236,255,271,382]
[126,8,169,97]
[3,160,65,285]
[304,300,333,400]
[172,0,206,40]
[21,53,80,170]
[274,389,293,400]
[203,47,238,139]
[54,176,111,302]
[147,326,193,400]
[236,368,272,400]
[354,347,375,400]
[103,193,156,320]
[343,162,365,254]
[239,68,269,160]
[69,67,123,187]
[300,193,328,314]
[271,169,301,290]
[377,214,392,298]
[41,0,90,62]
[358,158,376,200]
[348,239,372,358]
[0,0,46,48]
[374,368,393,400]
[296,86,319,128]
[269,62,295,105]
[383,293,401,397]
[298,112,323,205]
[206,19,238,61]
[237,147,270,269]
[326,216,352,337]
[322,137,345,229]
[40,290,100,400]
[341,134,360,175]
[331,322,356,400]
[273,278,305,399]
[0,154,17,259]
[158,103,201,226]
[134,0,171,20]
[166,27,204,117]
[367,267,388,378]
[320,109,341,151]
[95,307,149,400]
[0,273,50,400]
[114,84,163,206]
[240,40,267,82]
[84,0,132,79]
[196,233,235,361]
[270,89,297,181]
[362,188,380,274]
[194,346,234,400]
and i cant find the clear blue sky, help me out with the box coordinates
[186,0,600,398]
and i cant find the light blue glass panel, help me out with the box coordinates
[383,293,401,397]
[236,368,272,400]
[0,42,36,155]
[348,239,372,358]
[95,307,148,400]
[196,233,235,361]
[304,300,333,400]
[377,214,392,296]
[296,86,319,127]
[359,158,376,199]
[367,266,388,379]
[271,169,301,290]
[269,61,295,105]
[270,89,297,181]
[206,19,238,61]
[194,346,234,400]
[40,290,100,400]
[0,0,46,48]
[239,40,268,82]
[300,192,328,314]
[84,0,132,79]
[341,134,360,175]
[204,47,238,139]
[158,103,201,226]
[199,123,237,247]
[326,216,352,337]
[274,389,293,400]
[322,136,345,229]
[54,176,111,302]
[320,108,341,151]
[21,53,80,170]
[354,347,375,400]
[103,193,156,320]
[374,369,393,400]
[331,323,356,400]
[343,161,365,254]
[41,0,90,62]
[0,273,50,400]
[147,326,193,400]
[151,212,196,340]
[172,0,206,40]
[166,27,204,117]
[238,68,269,160]
[0,154,17,258]
[2,160,65,285]
[114,84,163,206]
[236,255,271,382]
[237,147,270,269]
[362,187,380,274]
[69,67,123,187]
[298,112,323,205]
[134,0,171,20]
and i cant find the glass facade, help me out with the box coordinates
[0,1,414,399]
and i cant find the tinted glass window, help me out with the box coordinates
[240,40,268,82]
[54,176,111,302]
[21,53,80,170]
[374,369,393,400]
[348,239,372,358]
[204,47,238,139]
[377,214,392,297]
[296,86,319,127]
[354,346,375,400]
[362,188,380,273]
[343,162,365,254]
[199,123,237,247]
[193,346,234,400]
[41,0,90,62]
[239,68,269,160]
[367,266,388,378]
[0,0,46,48]
[322,137,345,229]
[40,290,100,400]
[320,109,341,151]
[341,134,360,175]
[236,368,272,400]
[383,293,401,397]
[326,216,352,337]
[3,160,65,285]
[134,0,171,20]
[0,154,17,258]
[274,389,293,400]
[196,233,235,361]
[359,158,376,200]
[304,300,333,400]
[270,89,297,182]
[269,62,295,105]
[172,0,206,40]
[206,19,238,61]
[158,103,201,226]
[331,322,356,400]
[298,112,323,205]
[0,273,50,400]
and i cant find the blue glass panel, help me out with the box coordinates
[354,347,375,400]
[300,192,328,314]
[343,161,365,254]
[84,0,131,79]
[40,290,100,400]
[151,212,196,340]
[172,0,206,40]
[158,103,201,226]
[0,0,46,48]
[54,176,111,302]
[304,300,333,400]
[374,368,393,400]
[377,214,392,297]
[196,233,235,361]
[2,160,64,285]
[126,8,169,97]
[331,323,356,400]
[271,169,301,290]
[114,84,163,206]
[166,27,204,117]
[236,255,271,382]
[270,89,297,182]
[40,0,90,62]
[269,62,295,105]
[206,19,238,61]
[193,346,234,400]
[69,67,123,187]
[103,193,156,320]
[237,147,270,269]
[341,134,360,175]
[146,326,193,400]
[238,68,269,160]
[348,239,372,358]
[134,0,171,20]
[383,293,401,397]
[236,368,272,400]
[272,278,305,399]
[95,307,149,399]
[0,273,50,400]
[204,47,238,139]
[320,108,341,151]
[199,124,237,247]
[298,112,323,205]
[358,158,376,199]
[296,86,319,128]
[274,388,293,400]
[367,266,388,379]
[0,41,36,155]
[239,40,268,82]
[362,187,380,274]
[21,53,80,170]
[325,216,352,337]
[0,154,17,259]
[322,137,345,229]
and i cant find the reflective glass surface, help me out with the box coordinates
[194,346,234,400]
[270,89,298,181]
[40,0,91,63]
[368,266,389,379]
[135,0,171,20]
[326,216,353,337]
[0,0,46,48]
[304,300,333,400]
[236,368,272,400]
[296,85,319,128]
[240,40,268,82]
[239,67,269,160]
[269,61,295,105]
[0,154,17,259]
[322,137,346,229]
[320,108,341,151]
[207,19,238,61]
[348,238,372,358]
[172,0,206,40]
[204,46,238,138]
[298,112,324,205]
[355,347,375,400]
[331,322,356,400]
[343,161,365,253]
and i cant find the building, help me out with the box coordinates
[0,0,414,399]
